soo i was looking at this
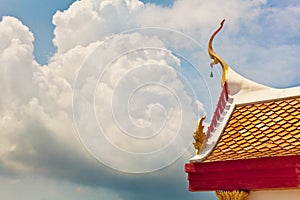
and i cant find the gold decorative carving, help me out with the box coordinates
[208,19,229,86]
[216,190,250,200]
[193,116,206,155]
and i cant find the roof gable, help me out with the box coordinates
[190,19,300,163]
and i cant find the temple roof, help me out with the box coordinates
[190,20,300,163]
[186,19,300,192]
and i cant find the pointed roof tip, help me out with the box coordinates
[220,19,225,26]
[207,19,273,96]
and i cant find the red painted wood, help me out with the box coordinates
[185,155,300,191]
[206,83,229,138]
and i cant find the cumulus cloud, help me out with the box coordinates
[74,32,201,172]
[0,16,36,111]
[52,0,267,52]
[0,0,300,199]
[0,0,203,192]
[52,0,144,53]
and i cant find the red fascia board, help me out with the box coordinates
[185,155,300,191]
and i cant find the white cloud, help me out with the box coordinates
[1,0,204,177]
[52,0,144,53]
[0,16,36,110]
[72,31,201,172]
[52,0,268,53]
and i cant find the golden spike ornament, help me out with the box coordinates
[216,190,250,200]
[193,116,207,155]
[208,19,229,86]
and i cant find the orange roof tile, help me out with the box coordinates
[204,96,300,162]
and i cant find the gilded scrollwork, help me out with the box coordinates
[193,116,206,155]
[216,190,250,200]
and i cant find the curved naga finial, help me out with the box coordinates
[208,19,229,86]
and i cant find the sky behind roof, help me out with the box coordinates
[0,0,299,200]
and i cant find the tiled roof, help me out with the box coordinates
[204,96,300,162]
[187,20,300,192]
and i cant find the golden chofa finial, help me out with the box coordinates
[193,116,206,155]
[208,19,229,86]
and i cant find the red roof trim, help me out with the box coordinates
[207,82,229,138]
[185,155,300,191]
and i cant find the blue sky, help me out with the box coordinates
[0,0,299,200]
